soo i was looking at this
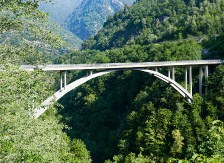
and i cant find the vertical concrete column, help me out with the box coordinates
[64,71,67,89]
[90,71,93,76]
[204,65,209,78]
[199,67,203,96]
[155,67,158,72]
[172,67,175,81]
[205,65,209,94]
[189,66,192,96]
[185,67,188,91]
[60,71,63,91]
[168,67,171,78]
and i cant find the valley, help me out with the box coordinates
[1,0,224,162]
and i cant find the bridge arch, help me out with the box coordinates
[33,69,192,118]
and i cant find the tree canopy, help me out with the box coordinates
[1,0,224,162]
[0,1,91,162]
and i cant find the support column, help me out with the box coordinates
[155,67,158,72]
[60,71,63,91]
[189,66,192,96]
[64,71,67,89]
[87,71,93,76]
[205,65,209,94]
[168,67,171,78]
[172,67,175,81]
[199,67,203,96]
[185,67,188,91]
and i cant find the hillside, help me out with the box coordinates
[57,0,224,162]
[39,0,83,49]
[66,0,135,40]
[83,0,224,51]
[0,1,91,162]
[56,26,83,50]
[39,0,83,25]
[1,0,224,163]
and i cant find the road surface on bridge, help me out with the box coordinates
[20,60,223,71]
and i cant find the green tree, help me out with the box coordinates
[170,129,184,156]
[0,1,91,162]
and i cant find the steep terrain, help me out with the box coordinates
[83,0,224,51]
[57,0,224,162]
[0,1,91,162]
[1,0,224,162]
[39,0,83,25]
[66,0,135,40]
[39,0,83,49]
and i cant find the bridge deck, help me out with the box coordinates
[20,60,223,71]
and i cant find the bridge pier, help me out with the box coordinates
[184,66,192,96]
[199,65,209,96]
[189,66,192,96]
[185,67,188,90]
[199,67,203,95]
[60,71,63,91]
[205,65,209,94]
[172,67,175,81]
[87,71,93,76]
[60,71,67,91]
[168,67,175,80]
[168,67,171,78]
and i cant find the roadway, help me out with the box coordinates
[20,60,223,71]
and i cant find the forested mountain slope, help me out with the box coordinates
[39,0,83,50]
[1,0,224,163]
[83,0,224,51]
[55,26,83,50]
[66,0,135,40]
[57,0,224,162]
[0,1,91,162]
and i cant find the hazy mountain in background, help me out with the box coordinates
[66,0,136,40]
[39,0,83,49]
[39,0,83,25]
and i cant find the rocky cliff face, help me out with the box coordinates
[66,0,135,40]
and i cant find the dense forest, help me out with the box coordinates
[0,0,91,162]
[1,0,224,163]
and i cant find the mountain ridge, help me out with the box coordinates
[66,0,136,40]
[39,0,83,25]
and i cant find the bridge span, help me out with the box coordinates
[19,60,223,118]
[20,60,222,71]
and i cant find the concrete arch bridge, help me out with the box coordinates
[20,60,223,118]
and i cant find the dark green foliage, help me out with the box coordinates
[0,1,91,162]
[207,65,224,119]
[58,1,224,162]
[204,34,224,59]
[2,0,224,162]
[58,70,147,162]
[83,0,224,50]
